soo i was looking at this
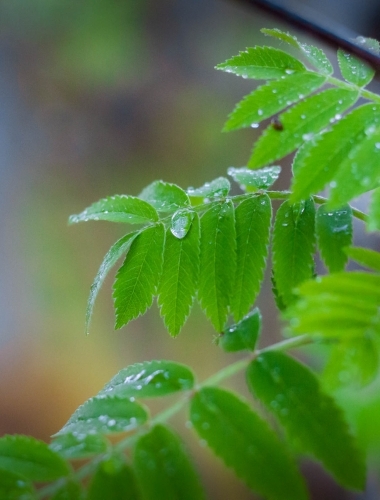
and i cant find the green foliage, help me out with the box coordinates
[6,26,380,500]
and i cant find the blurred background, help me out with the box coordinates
[0,0,380,498]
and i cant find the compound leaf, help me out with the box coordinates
[228,166,281,191]
[249,88,358,168]
[190,387,308,500]
[0,435,70,482]
[87,456,141,500]
[247,352,366,490]
[224,72,325,132]
[113,223,165,328]
[338,48,375,87]
[158,215,200,336]
[345,246,380,272]
[55,395,148,436]
[316,204,353,272]
[272,199,316,306]
[68,195,158,225]
[134,424,206,500]
[98,360,194,399]
[216,46,306,80]
[50,433,107,460]
[187,177,230,199]
[139,181,189,212]
[291,103,380,203]
[287,271,380,338]
[86,231,139,334]
[0,470,36,500]
[231,194,271,320]
[218,308,261,352]
[198,200,236,331]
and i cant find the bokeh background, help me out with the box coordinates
[1,1,380,498]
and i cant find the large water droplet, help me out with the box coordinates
[170,209,195,239]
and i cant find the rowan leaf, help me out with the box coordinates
[158,215,200,336]
[291,103,380,203]
[98,360,195,399]
[68,195,158,225]
[113,223,165,328]
[272,199,316,306]
[224,72,325,132]
[190,387,308,500]
[87,456,141,500]
[247,352,366,490]
[0,470,36,500]
[198,200,236,331]
[338,47,375,87]
[215,46,306,80]
[249,88,358,168]
[227,166,281,191]
[287,271,380,338]
[316,204,353,272]
[231,194,271,320]
[187,177,230,199]
[139,180,189,212]
[134,425,206,500]
[0,435,70,482]
[86,231,139,334]
[50,433,107,460]
[345,246,380,272]
[55,395,148,436]
[217,308,262,352]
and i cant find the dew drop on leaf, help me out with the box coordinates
[170,209,195,239]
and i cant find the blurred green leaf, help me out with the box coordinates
[134,425,206,500]
[98,360,194,399]
[247,351,366,490]
[187,177,230,199]
[158,216,200,336]
[113,223,165,328]
[224,73,325,132]
[68,195,158,225]
[50,433,107,460]
[51,479,84,500]
[231,194,271,320]
[190,387,308,500]
[249,88,358,168]
[227,166,281,191]
[198,200,236,331]
[316,204,353,273]
[0,435,70,482]
[139,181,189,212]
[345,246,380,272]
[0,469,36,500]
[218,308,261,352]
[272,199,315,306]
[368,187,380,231]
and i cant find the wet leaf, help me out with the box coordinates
[338,48,375,87]
[218,308,261,352]
[139,180,189,212]
[187,177,230,199]
[0,470,36,500]
[227,166,281,191]
[50,433,107,460]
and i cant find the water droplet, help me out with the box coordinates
[285,69,294,74]
[258,109,263,116]
[201,422,210,430]
[330,181,337,188]
[250,123,259,128]
[302,133,313,141]
[108,419,116,427]
[170,208,195,239]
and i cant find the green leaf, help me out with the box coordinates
[338,48,375,87]
[216,46,306,79]
[187,177,230,199]
[158,215,200,336]
[0,470,36,500]
[247,352,366,490]
[323,337,379,390]
[217,308,261,352]
[198,200,236,331]
[190,387,308,500]
[368,187,380,231]
[224,72,325,132]
[316,204,353,272]
[86,231,139,335]
[98,360,195,399]
[0,435,70,482]
[249,88,358,168]
[68,195,158,225]
[87,456,141,500]
[51,480,84,500]
[227,166,281,191]
[345,246,380,272]
[139,180,189,212]
[231,194,271,320]
[272,199,316,306]
[113,223,165,328]
[50,433,107,460]
[291,103,380,203]
[56,395,148,436]
[134,424,206,500]
[261,28,333,75]
[287,271,380,338]
[170,208,195,239]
